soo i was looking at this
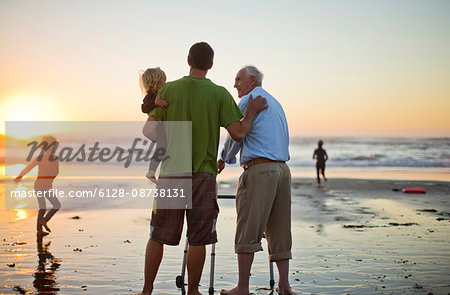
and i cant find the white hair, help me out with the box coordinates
[243,65,263,85]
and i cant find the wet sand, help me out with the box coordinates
[1,177,450,294]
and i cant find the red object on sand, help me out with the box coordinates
[402,187,426,194]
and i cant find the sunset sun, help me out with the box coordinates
[1,94,66,139]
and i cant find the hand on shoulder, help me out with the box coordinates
[246,95,268,114]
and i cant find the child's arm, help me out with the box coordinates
[15,157,39,182]
[324,151,328,161]
[154,96,168,108]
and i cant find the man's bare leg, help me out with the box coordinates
[220,253,254,295]
[138,239,163,295]
[275,259,292,294]
[186,245,206,295]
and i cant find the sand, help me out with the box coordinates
[1,177,450,294]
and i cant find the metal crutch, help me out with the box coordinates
[176,238,189,288]
[175,237,217,293]
[175,195,231,291]
[262,233,275,289]
[269,260,275,288]
[207,194,233,294]
[208,243,216,295]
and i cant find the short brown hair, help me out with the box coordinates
[188,42,214,70]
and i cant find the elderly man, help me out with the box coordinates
[139,44,267,295]
[218,66,292,295]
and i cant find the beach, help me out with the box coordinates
[1,175,449,295]
[1,0,450,293]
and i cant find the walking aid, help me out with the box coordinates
[174,236,217,294]
[269,258,275,288]
[174,194,275,293]
[175,239,189,288]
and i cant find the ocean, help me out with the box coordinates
[288,137,450,168]
[2,136,450,182]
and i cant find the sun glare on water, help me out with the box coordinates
[15,209,28,221]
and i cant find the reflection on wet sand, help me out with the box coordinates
[33,233,61,294]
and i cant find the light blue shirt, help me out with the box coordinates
[221,86,290,165]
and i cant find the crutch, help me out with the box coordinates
[269,259,275,288]
[208,243,216,295]
[262,233,275,289]
[175,195,231,291]
[175,238,188,288]
[175,238,216,293]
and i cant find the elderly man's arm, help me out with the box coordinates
[225,94,267,142]
[217,135,242,173]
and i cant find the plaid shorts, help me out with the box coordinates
[150,172,219,246]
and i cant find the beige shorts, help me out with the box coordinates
[234,162,292,261]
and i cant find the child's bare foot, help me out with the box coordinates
[146,170,157,184]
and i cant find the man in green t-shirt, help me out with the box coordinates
[138,42,267,295]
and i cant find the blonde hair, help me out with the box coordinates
[41,135,58,152]
[139,67,166,95]
[42,135,57,144]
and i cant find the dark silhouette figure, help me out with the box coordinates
[15,136,61,234]
[313,140,328,185]
[33,233,61,294]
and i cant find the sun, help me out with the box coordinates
[1,94,60,121]
[1,94,66,139]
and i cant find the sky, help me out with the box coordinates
[0,0,449,137]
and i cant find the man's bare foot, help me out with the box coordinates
[187,291,202,295]
[220,286,249,295]
[136,285,153,295]
[275,286,297,295]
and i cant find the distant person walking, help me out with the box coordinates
[313,140,328,185]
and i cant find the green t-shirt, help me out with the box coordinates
[149,76,242,177]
